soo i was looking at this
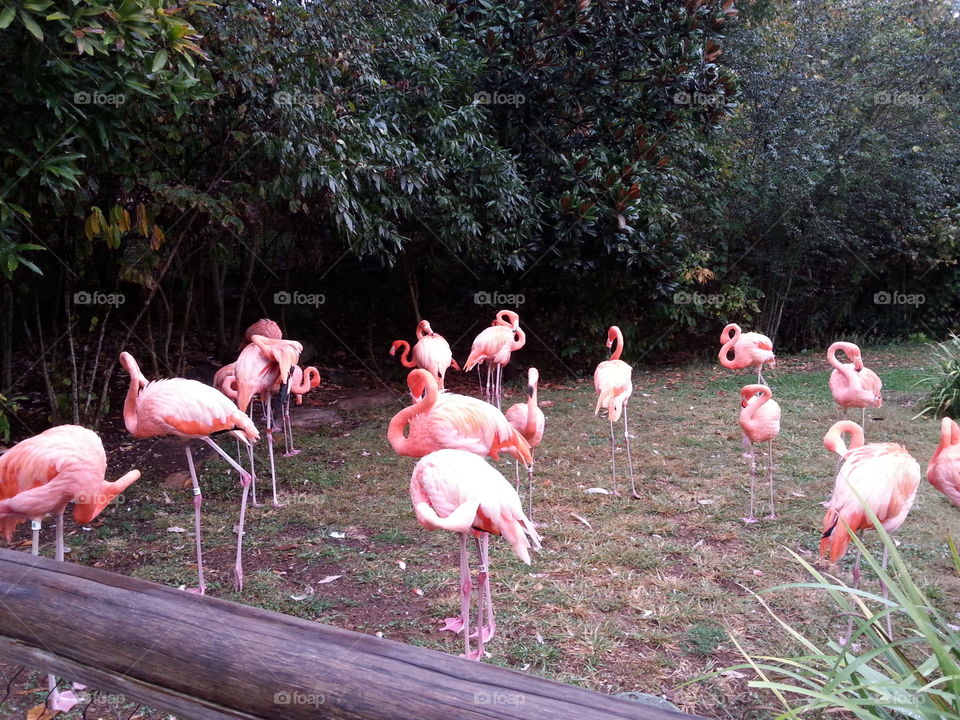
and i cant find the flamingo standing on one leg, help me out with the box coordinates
[231,335,302,506]
[738,384,781,523]
[719,323,776,385]
[463,310,525,410]
[594,326,637,498]
[390,320,460,390]
[827,342,882,426]
[119,351,259,592]
[410,449,541,661]
[0,424,141,712]
[820,420,920,641]
[388,369,532,467]
[281,365,321,457]
[505,367,545,517]
[926,417,960,508]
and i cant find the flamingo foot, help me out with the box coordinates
[743,515,758,524]
[49,689,80,713]
[766,512,778,520]
[271,500,286,508]
[462,648,490,662]
[630,489,641,500]
[233,565,244,592]
[283,449,302,457]
[468,625,496,643]
[440,617,465,634]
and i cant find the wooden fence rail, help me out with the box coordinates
[0,548,701,720]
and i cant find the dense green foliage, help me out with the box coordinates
[0,0,958,427]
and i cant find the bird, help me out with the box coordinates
[242,317,282,346]
[820,420,920,641]
[390,319,460,390]
[926,417,960,508]
[409,449,541,660]
[388,369,533,467]
[119,351,259,593]
[505,367,545,518]
[0,424,141,713]
[719,323,776,385]
[594,326,637,498]
[230,334,302,506]
[738,383,781,523]
[827,341,882,425]
[463,310,525,410]
[280,365,321,457]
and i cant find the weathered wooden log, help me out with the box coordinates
[0,548,699,720]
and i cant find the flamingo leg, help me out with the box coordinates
[469,534,489,660]
[441,533,471,637]
[44,512,78,713]
[608,415,619,496]
[757,364,766,386]
[527,462,534,521]
[31,519,40,556]
[861,407,866,427]
[247,440,259,507]
[200,436,252,592]
[514,459,520,491]
[623,404,638,499]
[495,365,503,411]
[283,395,301,457]
[485,364,492,403]
[55,511,64,562]
[744,438,758,524]
[766,439,777,519]
[184,446,206,595]
[265,397,280,507]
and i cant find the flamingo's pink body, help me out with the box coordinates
[505,368,545,516]
[820,421,919,563]
[463,310,525,409]
[410,448,541,660]
[719,323,776,384]
[926,417,960,508]
[827,342,882,423]
[120,351,259,592]
[594,326,636,497]
[391,320,460,390]
[388,369,532,466]
[738,384,781,522]
[0,424,139,711]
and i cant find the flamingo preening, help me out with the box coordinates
[119,351,259,592]
[820,420,920,641]
[827,341,882,425]
[390,319,460,390]
[926,417,960,508]
[719,323,775,385]
[410,449,541,660]
[463,310,525,410]
[282,365,321,456]
[738,383,781,523]
[594,326,637,498]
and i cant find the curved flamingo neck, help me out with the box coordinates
[511,327,526,351]
[824,420,865,457]
[608,327,624,361]
[416,321,432,340]
[120,354,144,435]
[718,324,741,367]
[827,342,860,372]
[387,371,437,452]
[524,371,539,437]
[933,417,960,462]
[391,340,416,368]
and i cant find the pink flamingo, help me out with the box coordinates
[463,310,525,409]
[719,323,776,385]
[230,334,302,506]
[926,417,960,508]
[738,384,781,523]
[390,319,461,390]
[0,424,140,712]
[827,341,882,425]
[820,420,920,640]
[280,365,321,456]
[242,317,282,346]
[594,326,637,498]
[119,351,259,593]
[505,367,545,517]
[388,369,532,467]
[410,449,541,660]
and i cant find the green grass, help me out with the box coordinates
[16,341,960,719]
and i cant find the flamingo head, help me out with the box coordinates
[406,368,436,401]
[496,309,520,330]
[527,367,539,395]
[118,351,148,387]
[72,469,141,524]
[389,340,406,356]
[739,383,770,408]
[606,326,621,349]
[416,320,434,337]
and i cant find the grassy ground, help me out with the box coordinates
[3,342,959,719]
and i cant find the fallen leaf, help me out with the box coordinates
[329,531,345,539]
[398,561,406,570]
[570,512,592,529]
[318,575,342,584]
[585,487,610,495]
[27,703,58,720]
[698,499,715,505]
[166,527,187,533]
[721,670,746,679]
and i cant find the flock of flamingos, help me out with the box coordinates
[2,311,960,702]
